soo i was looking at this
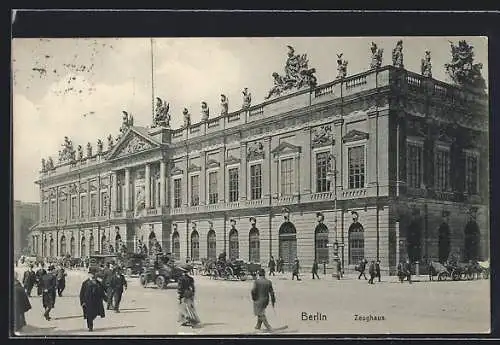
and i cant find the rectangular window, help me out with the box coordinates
[316,152,331,193]
[208,171,218,204]
[228,168,239,202]
[101,192,109,216]
[407,144,423,188]
[280,158,294,195]
[90,193,97,217]
[348,146,365,189]
[50,200,56,221]
[190,175,199,206]
[250,164,262,200]
[435,148,450,191]
[465,154,479,194]
[80,195,87,218]
[59,199,66,221]
[173,179,182,208]
[71,196,77,219]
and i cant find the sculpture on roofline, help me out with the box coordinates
[77,145,84,161]
[392,40,404,68]
[59,136,75,162]
[444,40,486,91]
[86,142,93,158]
[182,108,191,128]
[107,134,114,151]
[242,88,252,109]
[97,139,103,154]
[201,101,209,122]
[220,94,228,116]
[421,51,432,78]
[41,158,46,172]
[336,53,348,79]
[46,157,54,170]
[370,42,384,69]
[120,111,134,134]
[153,97,171,128]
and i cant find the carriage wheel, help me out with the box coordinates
[467,271,474,280]
[239,272,248,281]
[126,268,132,277]
[225,267,234,280]
[156,276,166,289]
[482,270,489,279]
[437,272,448,281]
[139,274,147,287]
[451,270,461,281]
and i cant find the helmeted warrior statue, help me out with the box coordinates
[86,142,93,158]
[120,111,134,135]
[107,134,114,151]
[444,40,486,91]
[242,88,252,109]
[220,94,228,116]
[46,157,54,170]
[392,40,404,68]
[201,101,209,122]
[336,53,348,79]
[265,45,318,100]
[41,158,47,172]
[77,145,84,161]
[153,97,171,128]
[97,139,103,154]
[59,136,75,162]
[183,108,191,128]
[421,51,432,78]
[370,42,384,69]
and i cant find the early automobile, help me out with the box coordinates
[119,252,147,276]
[89,254,118,278]
[139,254,190,289]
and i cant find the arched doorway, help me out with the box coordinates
[249,227,260,263]
[278,222,297,270]
[81,237,86,257]
[101,235,107,254]
[172,231,180,260]
[407,219,422,263]
[464,220,480,261]
[60,235,67,256]
[438,223,451,263]
[315,223,329,264]
[349,222,364,264]
[70,237,75,257]
[89,235,95,255]
[49,237,55,257]
[191,231,200,260]
[229,228,239,261]
[207,230,216,260]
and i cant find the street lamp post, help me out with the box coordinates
[327,153,341,279]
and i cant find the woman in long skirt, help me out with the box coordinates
[177,267,200,327]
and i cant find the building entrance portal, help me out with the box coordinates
[279,221,297,272]
[464,220,480,261]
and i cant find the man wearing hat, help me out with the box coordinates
[109,267,127,312]
[80,267,107,331]
[35,263,47,296]
[292,257,301,281]
[22,264,36,297]
[40,265,57,320]
[251,268,276,332]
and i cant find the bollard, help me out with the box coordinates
[415,261,420,276]
[323,262,326,275]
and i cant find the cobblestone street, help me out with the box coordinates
[14,267,490,336]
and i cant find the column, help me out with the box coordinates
[39,189,44,221]
[294,153,300,195]
[301,127,311,194]
[368,111,378,186]
[124,168,130,211]
[200,152,207,205]
[219,147,226,202]
[112,171,118,212]
[56,187,60,224]
[97,176,101,216]
[145,164,151,209]
[333,119,344,190]
[184,156,189,207]
[87,181,91,218]
[240,142,247,200]
[160,161,166,206]
[263,137,271,198]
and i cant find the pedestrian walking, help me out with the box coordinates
[22,264,36,297]
[14,271,31,332]
[268,256,276,276]
[368,260,376,284]
[80,267,107,332]
[375,260,381,282]
[35,263,47,296]
[336,259,343,279]
[101,263,114,310]
[292,257,301,281]
[277,257,284,273]
[357,259,368,280]
[110,268,127,312]
[177,266,201,328]
[251,268,276,332]
[312,259,320,280]
[40,265,57,320]
[56,265,67,297]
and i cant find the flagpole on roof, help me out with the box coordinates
[151,37,155,125]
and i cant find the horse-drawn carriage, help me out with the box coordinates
[428,260,489,281]
[201,258,259,281]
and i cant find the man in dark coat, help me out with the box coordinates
[368,260,376,284]
[35,263,47,296]
[101,263,114,310]
[80,267,107,331]
[23,265,36,297]
[277,257,284,273]
[292,257,301,281]
[14,272,31,332]
[312,259,320,280]
[357,259,368,280]
[40,265,57,320]
[109,268,127,312]
[268,256,276,276]
[375,260,381,282]
[251,268,276,332]
[56,265,67,297]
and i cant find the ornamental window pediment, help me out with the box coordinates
[271,141,301,160]
[342,129,369,143]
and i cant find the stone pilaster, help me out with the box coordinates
[124,168,130,211]
[301,127,311,194]
[160,161,166,206]
[263,137,271,198]
[240,142,247,200]
[145,164,151,209]
[200,152,207,205]
[112,171,118,212]
[333,119,344,190]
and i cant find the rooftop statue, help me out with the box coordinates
[153,97,171,128]
[46,157,54,170]
[97,139,103,154]
[421,51,432,78]
[120,111,134,134]
[59,136,75,162]
[444,40,486,91]
[41,158,46,172]
[86,142,93,158]
[369,42,384,69]
[183,108,191,128]
[77,145,84,161]
[220,94,228,116]
[336,53,348,79]
[242,88,252,109]
[201,101,209,122]
[392,40,404,68]
[107,134,114,151]
[265,45,318,100]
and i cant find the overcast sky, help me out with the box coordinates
[12,36,488,202]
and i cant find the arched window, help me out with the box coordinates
[172,231,180,260]
[278,222,297,270]
[207,230,216,260]
[81,236,86,257]
[60,235,67,256]
[464,220,480,261]
[89,235,95,255]
[315,223,329,264]
[249,227,260,263]
[191,230,200,260]
[70,237,75,256]
[349,222,364,264]
[438,223,451,263]
[49,237,55,257]
[229,229,239,261]
[101,235,107,254]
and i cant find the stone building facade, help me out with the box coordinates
[29,64,489,275]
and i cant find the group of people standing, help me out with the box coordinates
[356,259,382,284]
